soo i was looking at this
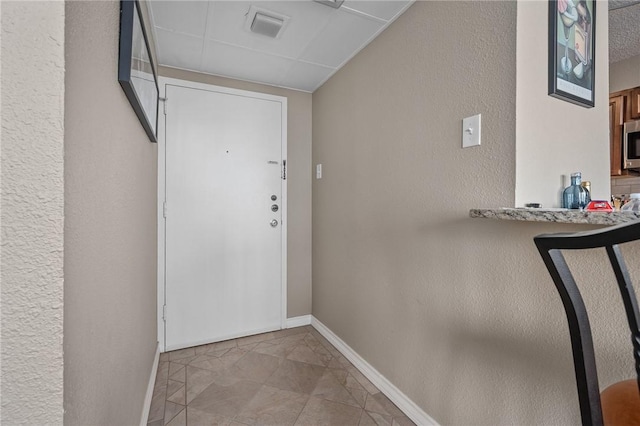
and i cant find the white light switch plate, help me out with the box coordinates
[316,164,322,179]
[462,114,481,148]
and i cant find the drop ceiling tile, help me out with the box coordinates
[155,29,204,71]
[149,1,209,37]
[149,0,415,92]
[201,40,295,88]
[299,8,384,68]
[280,61,335,92]
[205,1,335,60]
[342,0,411,21]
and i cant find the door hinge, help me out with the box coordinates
[282,159,287,180]
[162,305,167,321]
[163,202,167,218]
[160,97,168,115]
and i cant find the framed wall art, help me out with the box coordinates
[118,0,159,142]
[548,0,596,108]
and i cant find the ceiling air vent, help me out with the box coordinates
[245,6,290,39]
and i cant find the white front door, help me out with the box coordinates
[163,81,286,351]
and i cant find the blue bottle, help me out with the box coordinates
[562,172,590,209]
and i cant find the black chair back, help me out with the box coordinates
[534,220,640,426]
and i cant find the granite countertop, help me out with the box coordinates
[470,208,640,225]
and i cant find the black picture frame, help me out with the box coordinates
[118,0,159,142]
[548,0,596,108]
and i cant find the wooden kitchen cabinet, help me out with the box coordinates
[630,88,640,119]
[609,86,640,176]
[610,95,624,176]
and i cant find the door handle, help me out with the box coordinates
[270,219,278,228]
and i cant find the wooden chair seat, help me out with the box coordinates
[601,379,640,426]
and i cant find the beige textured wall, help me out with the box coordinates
[515,0,610,207]
[610,55,640,93]
[1,2,65,422]
[313,1,634,424]
[64,1,158,424]
[159,66,313,317]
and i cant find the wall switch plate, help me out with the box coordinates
[316,164,322,179]
[462,114,481,148]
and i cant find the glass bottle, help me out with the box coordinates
[562,172,590,209]
[580,180,591,195]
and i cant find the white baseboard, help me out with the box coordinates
[286,314,312,328]
[140,342,161,426]
[311,317,439,426]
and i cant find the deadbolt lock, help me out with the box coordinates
[271,195,277,201]
[271,204,279,212]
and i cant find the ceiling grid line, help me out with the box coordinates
[198,1,213,70]
[340,6,388,23]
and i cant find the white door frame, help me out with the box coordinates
[157,77,288,352]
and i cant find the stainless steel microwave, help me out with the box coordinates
[624,120,640,169]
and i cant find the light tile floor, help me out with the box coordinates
[147,326,416,426]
